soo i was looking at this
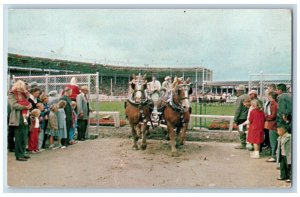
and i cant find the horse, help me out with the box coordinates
[125,74,152,150]
[163,77,192,156]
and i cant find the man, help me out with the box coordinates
[147,76,161,93]
[233,85,249,149]
[59,87,73,146]
[76,86,92,141]
[276,84,292,133]
[8,83,32,161]
[162,76,172,91]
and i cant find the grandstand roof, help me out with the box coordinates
[8,53,212,77]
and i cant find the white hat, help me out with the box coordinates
[165,76,171,81]
[235,85,246,91]
[248,90,258,95]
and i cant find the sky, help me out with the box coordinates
[8,9,292,81]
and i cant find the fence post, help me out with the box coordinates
[95,72,100,136]
[260,71,263,99]
[45,74,49,93]
[248,73,251,92]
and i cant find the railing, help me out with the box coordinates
[189,114,235,132]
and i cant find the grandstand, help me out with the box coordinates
[8,53,213,96]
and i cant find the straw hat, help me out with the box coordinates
[165,76,171,81]
[235,85,246,91]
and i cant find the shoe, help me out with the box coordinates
[286,179,291,183]
[60,146,66,149]
[235,145,246,149]
[266,158,276,162]
[276,166,280,170]
[29,150,37,154]
[16,158,27,161]
[250,151,260,159]
[23,155,31,159]
[49,145,54,150]
[277,177,286,181]
[38,148,45,153]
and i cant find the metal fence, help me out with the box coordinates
[11,73,99,100]
[248,72,291,99]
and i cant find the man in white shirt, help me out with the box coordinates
[147,76,161,93]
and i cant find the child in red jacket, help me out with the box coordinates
[247,99,265,159]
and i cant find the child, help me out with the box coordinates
[40,93,50,148]
[48,104,59,150]
[36,103,46,152]
[69,101,78,145]
[57,100,67,149]
[28,109,41,153]
[247,99,265,159]
[11,80,31,125]
[276,126,291,183]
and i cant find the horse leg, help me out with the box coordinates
[168,122,178,157]
[179,123,188,146]
[130,123,139,150]
[140,122,148,150]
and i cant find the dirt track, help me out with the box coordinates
[7,134,291,189]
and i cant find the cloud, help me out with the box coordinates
[8,9,291,80]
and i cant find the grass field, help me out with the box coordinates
[91,101,236,125]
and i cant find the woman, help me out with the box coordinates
[265,91,278,162]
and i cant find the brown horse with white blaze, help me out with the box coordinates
[163,77,192,156]
[125,74,151,150]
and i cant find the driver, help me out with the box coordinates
[162,76,172,92]
[147,76,161,95]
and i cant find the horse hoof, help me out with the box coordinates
[132,145,139,150]
[171,151,179,157]
[140,144,147,150]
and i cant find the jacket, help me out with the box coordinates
[59,95,73,123]
[76,93,91,120]
[8,91,28,126]
[276,133,291,165]
[234,93,249,123]
[48,111,58,130]
[276,93,292,128]
[265,100,278,130]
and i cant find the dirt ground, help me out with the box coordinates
[7,129,292,189]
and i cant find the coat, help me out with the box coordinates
[277,133,291,165]
[48,111,58,130]
[276,93,292,128]
[234,94,249,123]
[265,100,278,131]
[59,95,73,123]
[8,91,28,126]
[76,93,91,120]
[247,109,265,144]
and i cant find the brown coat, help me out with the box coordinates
[48,111,58,130]
[265,100,278,131]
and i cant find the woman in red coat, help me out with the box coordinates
[247,99,265,159]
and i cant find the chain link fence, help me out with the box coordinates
[248,72,291,99]
[11,73,99,100]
